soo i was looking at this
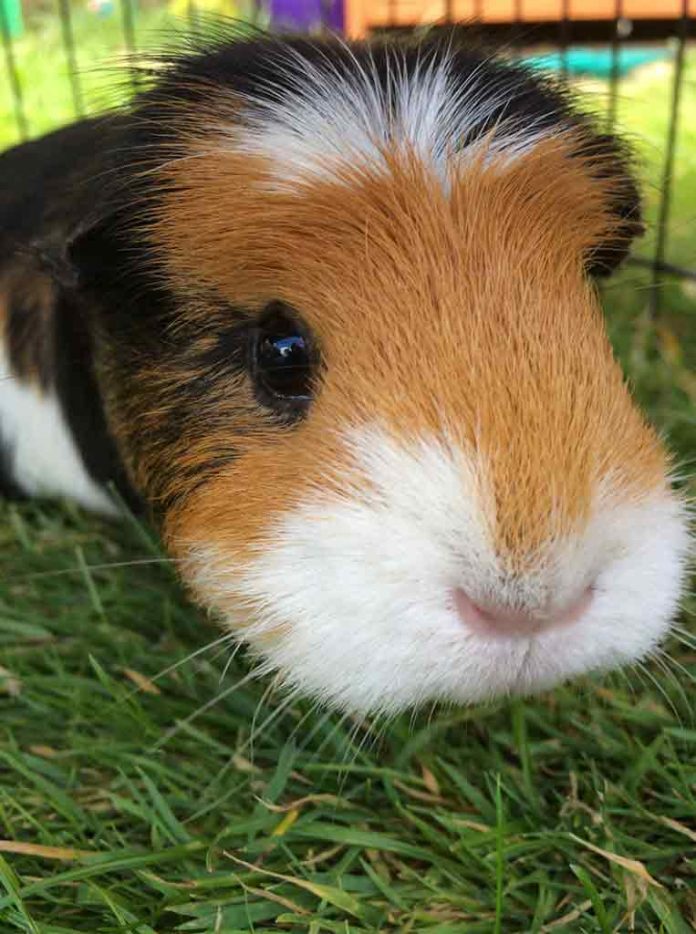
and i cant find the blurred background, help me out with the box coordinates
[0,1,694,429]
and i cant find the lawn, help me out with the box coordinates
[0,11,695,932]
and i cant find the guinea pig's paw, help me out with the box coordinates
[177,427,690,715]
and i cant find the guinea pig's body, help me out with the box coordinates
[0,117,135,510]
[0,33,689,713]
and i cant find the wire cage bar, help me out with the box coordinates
[0,0,27,139]
[650,2,690,313]
[0,0,694,313]
[57,0,84,117]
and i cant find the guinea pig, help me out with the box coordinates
[0,32,689,714]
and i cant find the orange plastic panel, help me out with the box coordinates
[346,0,696,35]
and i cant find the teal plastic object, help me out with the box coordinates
[523,47,670,79]
[0,0,23,38]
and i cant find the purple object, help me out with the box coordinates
[270,0,343,32]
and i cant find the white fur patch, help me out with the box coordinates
[185,427,690,714]
[0,343,118,515]
[229,46,554,189]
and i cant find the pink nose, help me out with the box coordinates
[453,587,593,638]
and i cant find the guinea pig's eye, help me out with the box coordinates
[250,301,318,411]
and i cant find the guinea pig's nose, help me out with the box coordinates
[453,587,593,639]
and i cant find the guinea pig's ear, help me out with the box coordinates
[66,212,123,291]
[66,209,174,337]
[583,133,644,278]
[15,214,116,293]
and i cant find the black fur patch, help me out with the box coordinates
[52,290,142,513]
[0,433,24,500]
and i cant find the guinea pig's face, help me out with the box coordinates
[78,43,690,713]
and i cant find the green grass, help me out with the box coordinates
[0,3,264,144]
[0,4,174,142]
[0,497,694,932]
[1,15,695,932]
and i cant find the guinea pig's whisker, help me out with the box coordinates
[346,710,392,770]
[141,630,237,688]
[246,683,302,761]
[632,660,658,697]
[339,714,373,767]
[655,645,696,688]
[667,467,696,491]
[369,711,395,752]
[11,556,180,581]
[249,672,294,740]
[671,624,696,647]
[649,652,693,724]
[217,639,243,686]
[335,727,371,793]
[336,712,375,770]
[286,702,339,758]
[610,666,640,699]
[152,666,262,752]
[624,662,647,690]
[195,633,240,675]
[634,659,682,724]
[326,715,376,792]
[650,647,691,698]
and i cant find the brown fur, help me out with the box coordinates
[119,134,666,568]
[0,261,56,389]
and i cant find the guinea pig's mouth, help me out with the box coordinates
[451,586,595,640]
[178,428,689,715]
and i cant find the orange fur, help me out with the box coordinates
[132,134,666,568]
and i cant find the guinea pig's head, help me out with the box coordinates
[72,36,690,713]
